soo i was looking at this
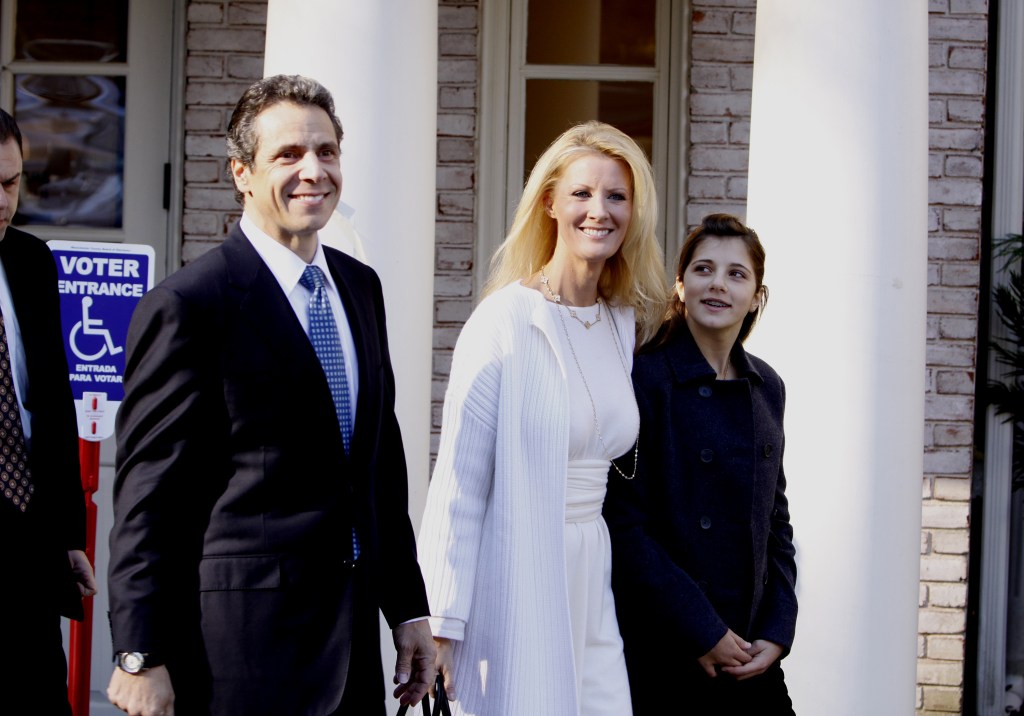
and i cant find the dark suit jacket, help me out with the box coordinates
[604,321,797,705]
[0,227,85,621]
[108,224,429,716]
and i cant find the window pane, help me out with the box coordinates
[524,80,653,179]
[527,0,656,66]
[14,75,125,228]
[15,0,129,62]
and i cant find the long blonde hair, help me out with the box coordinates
[483,121,668,345]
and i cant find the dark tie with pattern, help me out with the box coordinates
[0,309,32,512]
[299,265,359,560]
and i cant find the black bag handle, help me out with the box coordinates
[396,697,430,716]
[397,674,451,716]
[432,674,452,716]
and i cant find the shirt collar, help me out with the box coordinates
[665,319,764,385]
[240,213,336,294]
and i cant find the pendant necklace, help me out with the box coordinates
[540,272,602,329]
[540,266,639,479]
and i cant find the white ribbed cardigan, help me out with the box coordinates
[418,282,635,716]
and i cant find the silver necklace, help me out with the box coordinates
[541,269,639,480]
[540,270,602,329]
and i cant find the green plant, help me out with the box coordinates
[988,233,1024,491]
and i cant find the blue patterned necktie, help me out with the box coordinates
[300,265,359,561]
[299,265,353,454]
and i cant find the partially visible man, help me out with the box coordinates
[107,75,434,716]
[0,108,98,715]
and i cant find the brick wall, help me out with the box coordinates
[181,1,268,262]
[687,1,755,228]
[431,1,480,459]
[918,1,987,713]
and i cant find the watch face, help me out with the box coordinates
[121,652,144,673]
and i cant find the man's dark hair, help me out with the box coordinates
[226,75,343,204]
[0,109,23,155]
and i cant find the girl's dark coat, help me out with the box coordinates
[605,321,797,699]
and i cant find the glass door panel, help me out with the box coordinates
[15,0,128,62]
[15,73,125,227]
[527,0,656,66]
[524,79,654,179]
[1,0,174,281]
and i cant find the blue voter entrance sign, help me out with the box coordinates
[49,241,155,441]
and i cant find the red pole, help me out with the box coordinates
[69,438,100,716]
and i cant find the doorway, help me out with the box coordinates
[0,0,178,277]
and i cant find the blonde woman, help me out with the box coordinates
[418,122,667,715]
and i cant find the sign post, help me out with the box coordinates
[49,241,154,716]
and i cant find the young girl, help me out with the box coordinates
[605,213,798,714]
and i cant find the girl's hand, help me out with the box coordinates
[697,629,752,677]
[721,639,783,680]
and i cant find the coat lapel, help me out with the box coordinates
[222,228,348,460]
[221,228,319,369]
[527,286,568,382]
[665,321,764,386]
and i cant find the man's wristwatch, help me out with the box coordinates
[114,651,162,674]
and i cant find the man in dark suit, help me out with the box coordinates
[106,75,434,716]
[0,109,98,715]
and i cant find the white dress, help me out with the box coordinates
[549,299,637,715]
[418,282,637,715]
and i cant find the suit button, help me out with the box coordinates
[700,516,712,530]
[763,444,774,457]
[698,386,713,398]
[700,448,714,463]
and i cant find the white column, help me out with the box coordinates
[263,3,437,522]
[263,7,437,713]
[745,2,929,714]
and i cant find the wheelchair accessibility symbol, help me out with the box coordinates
[70,296,124,361]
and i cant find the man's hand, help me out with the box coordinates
[108,665,175,716]
[697,628,752,678]
[721,639,783,681]
[392,620,436,706]
[68,549,98,597]
[434,637,457,700]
